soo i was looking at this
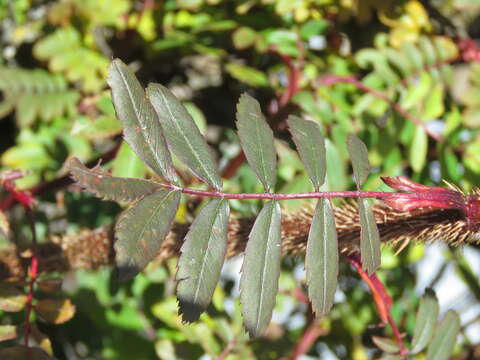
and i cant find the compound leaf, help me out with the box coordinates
[425,310,460,360]
[411,288,439,354]
[176,198,230,322]
[347,134,371,188]
[147,84,222,190]
[107,59,178,183]
[115,189,180,280]
[240,200,281,337]
[306,198,338,316]
[287,116,326,191]
[68,157,159,202]
[236,93,277,191]
[358,198,381,274]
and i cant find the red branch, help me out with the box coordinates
[1,173,38,347]
[345,254,408,358]
[288,321,326,360]
[319,75,444,142]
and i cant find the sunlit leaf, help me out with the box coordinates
[409,126,428,173]
[107,59,178,183]
[35,299,76,324]
[287,116,326,191]
[0,325,17,342]
[0,346,51,360]
[0,283,27,312]
[372,336,401,354]
[240,200,281,337]
[347,134,371,188]
[358,198,381,274]
[236,93,277,191]
[411,288,439,354]
[425,310,460,360]
[177,198,230,322]
[115,189,180,280]
[67,157,159,202]
[306,198,338,316]
[111,141,147,178]
[225,63,269,87]
[0,209,10,236]
[147,84,222,190]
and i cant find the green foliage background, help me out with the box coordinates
[1,0,480,359]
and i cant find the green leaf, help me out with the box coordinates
[422,84,445,120]
[306,199,338,317]
[67,157,159,202]
[358,198,381,274]
[0,325,17,342]
[232,27,257,49]
[411,289,439,354]
[111,142,147,178]
[35,299,76,324]
[236,93,277,191]
[115,189,181,280]
[0,346,51,360]
[425,310,460,360]
[225,63,269,87]
[401,72,432,110]
[176,198,230,322]
[287,116,326,191]
[146,84,222,190]
[240,200,282,337]
[347,134,371,188]
[107,59,178,183]
[372,336,401,354]
[409,127,428,172]
[0,283,27,312]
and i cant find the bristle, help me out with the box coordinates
[0,201,479,279]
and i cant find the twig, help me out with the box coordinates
[216,339,237,360]
[287,320,326,360]
[319,75,444,142]
[344,254,408,358]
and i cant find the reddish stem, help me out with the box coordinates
[24,254,38,346]
[344,254,408,357]
[288,321,326,360]
[320,75,444,142]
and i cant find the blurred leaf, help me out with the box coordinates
[37,278,62,293]
[306,198,338,316]
[155,339,177,360]
[425,310,460,360]
[177,198,230,322]
[115,189,180,280]
[347,134,371,188]
[0,346,51,360]
[30,325,53,355]
[372,336,400,353]
[409,126,428,172]
[68,157,159,202]
[232,27,257,49]
[147,83,222,189]
[287,115,326,190]
[111,141,147,178]
[300,19,329,40]
[240,200,281,337]
[0,283,27,312]
[107,59,178,183]
[71,115,122,140]
[225,63,269,87]
[35,299,76,324]
[236,93,277,191]
[423,84,444,120]
[401,72,431,110]
[0,325,17,342]
[0,210,10,236]
[358,198,381,274]
[411,289,439,354]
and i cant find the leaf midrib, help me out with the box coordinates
[254,202,276,334]
[114,62,163,174]
[192,199,224,303]
[155,88,218,189]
